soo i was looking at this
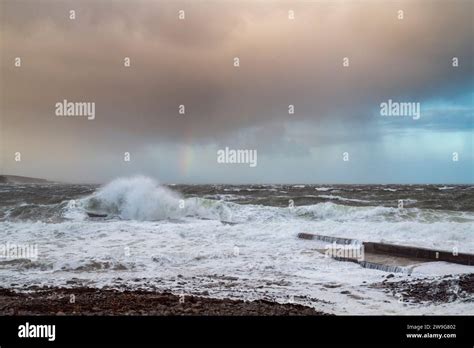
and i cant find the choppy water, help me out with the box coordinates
[0,176,473,314]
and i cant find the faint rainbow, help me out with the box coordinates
[178,128,193,177]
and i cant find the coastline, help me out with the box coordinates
[0,287,327,316]
[1,273,472,316]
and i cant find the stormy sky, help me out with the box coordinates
[1,0,473,184]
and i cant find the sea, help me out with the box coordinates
[0,176,473,314]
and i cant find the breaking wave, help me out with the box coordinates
[81,176,233,221]
[292,203,473,223]
[2,176,472,225]
[75,177,474,224]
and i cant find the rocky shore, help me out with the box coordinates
[372,273,473,304]
[0,287,326,316]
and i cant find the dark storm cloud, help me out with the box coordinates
[2,0,472,142]
[0,0,472,183]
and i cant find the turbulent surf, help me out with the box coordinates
[0,176,473,314]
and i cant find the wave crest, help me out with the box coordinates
[82,176,233,221]
[74,177,474,224]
